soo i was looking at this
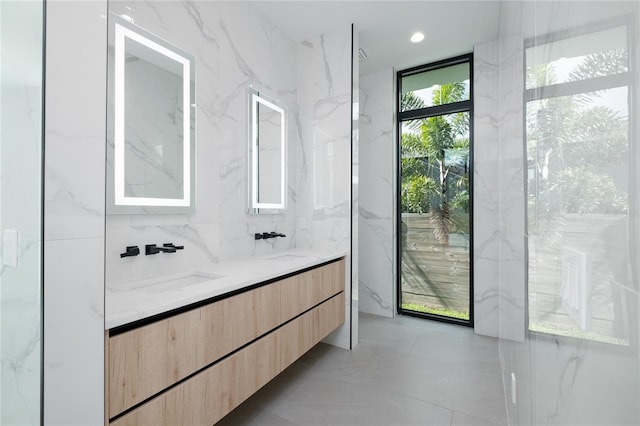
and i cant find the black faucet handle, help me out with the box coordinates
[120,245,140,258]
[163,243,184,250]
[255,233,263,240]
[145,244,160,255]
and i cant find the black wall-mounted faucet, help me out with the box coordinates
[145,244,176,255]
[120,246,140,258]
[255,232,286,240]
[163,243,184,251]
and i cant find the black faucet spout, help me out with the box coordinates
[146,244,176,255]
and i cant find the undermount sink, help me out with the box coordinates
[111,271,224,293]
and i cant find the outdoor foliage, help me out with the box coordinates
[400,84,470,243]
[527,51,629,223]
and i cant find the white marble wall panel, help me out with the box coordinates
[472,40,500,337]
[105,1,301,289]
[1,3,43,419]
[297,27,355,349]
[496,32,526,344]
[43,1,106,425]
[44,239,105,425]
[358,67,395,318]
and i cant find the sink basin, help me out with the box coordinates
[267,254,308,261]
[110,271,224,293]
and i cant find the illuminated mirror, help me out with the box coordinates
[107,16,195,213]
[248,89,286,213]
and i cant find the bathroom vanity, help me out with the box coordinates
[105,252,346,425]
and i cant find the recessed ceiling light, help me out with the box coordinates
[410,32,425,43]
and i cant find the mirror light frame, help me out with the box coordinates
[113,21,193,208]
[250,91,286,211]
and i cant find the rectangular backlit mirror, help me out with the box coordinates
[107,16,195,214]
[248,88,286,213]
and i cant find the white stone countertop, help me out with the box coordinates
[105,249,347,329]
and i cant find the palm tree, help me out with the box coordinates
[400,83,469,244]
[527,49,628,221]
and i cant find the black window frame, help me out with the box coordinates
[396,53,475,327]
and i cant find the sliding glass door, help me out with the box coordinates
[397,55,473,324]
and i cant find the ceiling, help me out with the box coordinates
[249,1,501,74]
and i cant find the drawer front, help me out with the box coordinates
[280,291,345,371]
[279,258,345,322]
[111,292,344,426]
[109,309,201,417]
[109,285,281,417]
[109,259,345,418]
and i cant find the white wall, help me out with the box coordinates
[296,25,357,348]
[105,1,301,288]
[472,40,501,337]
[43,1,107,425]
[358,67,395,317]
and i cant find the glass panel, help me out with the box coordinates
[527,86,630,345]
[0,1,43,424]
[400,62,470,110]
[526,26,628,89]
[400,112,471,320]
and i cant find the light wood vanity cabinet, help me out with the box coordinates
[107,258,345,426]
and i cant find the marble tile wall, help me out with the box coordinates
[496,30,527,345]
[105,2,301,288]
[358,67,395,318]
[43,1,107,425]
[472,40,500,338]
[495,1,640,424]
[1,2,43,423]
[296,26,356,349]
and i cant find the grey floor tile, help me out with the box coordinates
[215,313,507,425]
[272,393,453,426]
[451,411,506,426]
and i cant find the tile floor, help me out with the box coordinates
[217,313,508,426]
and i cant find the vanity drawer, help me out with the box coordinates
[109,259,345,418]
[110,292,345,426]
[109,284,281,418]
[279,257,345,322]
